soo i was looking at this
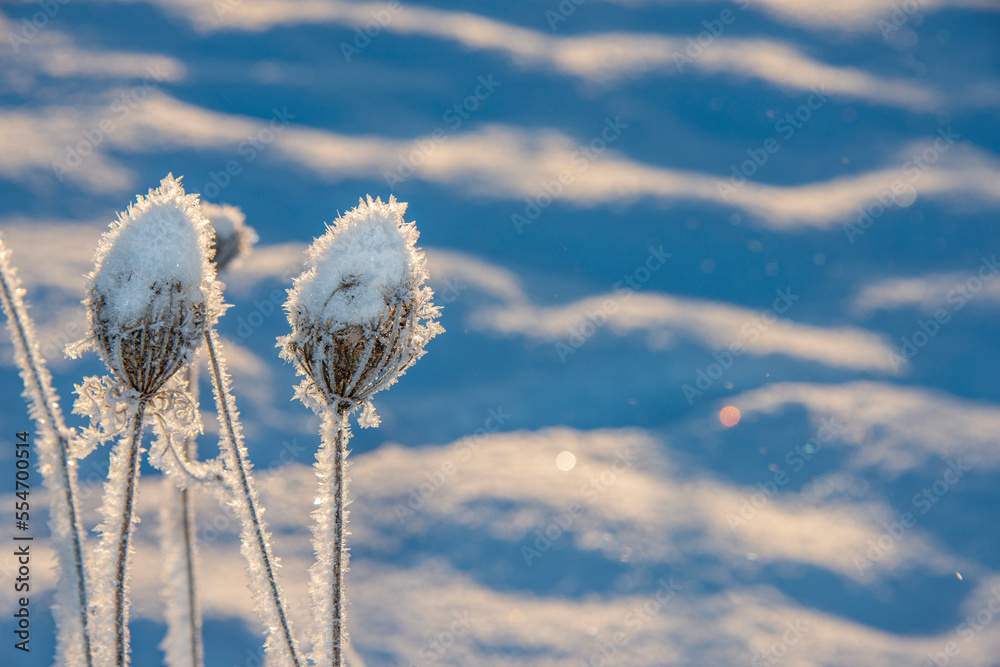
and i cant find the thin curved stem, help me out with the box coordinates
[0,238,94,667]
[179,484,202,666]
[159,360,206,667]
[110,398,149,667]
[204,328,302,667]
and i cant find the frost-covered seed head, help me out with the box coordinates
[279,196,443,411]
[202,202,257,273]
[84,174,221,396]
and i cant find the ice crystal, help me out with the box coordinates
[0,236,94,667]
[278,195,443,415]
[70,174,226,667]
[74,174,221,396]
[3,178,311,667]
[204,328,303,666]
[278,196,443,667]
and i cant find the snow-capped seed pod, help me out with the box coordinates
[202,202,257,273]
[280,197,442,667]
[81,174,221,397]
[279,196,443,414]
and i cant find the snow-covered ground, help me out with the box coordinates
[2,1,999,665]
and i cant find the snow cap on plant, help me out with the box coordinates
[75,174,221,396]
[279,195,442,423]
[202,202,257,273]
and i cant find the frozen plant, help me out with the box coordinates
[205,202,258,272]
[279,196,443,667]
[65,175,301,667]
[68,174,222,667]
[158,201,257,667]
[0,238,93,667]
[1,180,442,667]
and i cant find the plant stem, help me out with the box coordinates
[110,398,148,667]
[180,475,203,665]
[333,406,348,667]
[310,404,351,666]
[204,328,302,667]
[0,238,94,667]
[161,361,205,667]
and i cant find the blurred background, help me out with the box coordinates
[2,0,1000,665]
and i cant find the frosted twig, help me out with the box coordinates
[157,362,206,667]
[310,405,352,665]
[159,203,254,667]
[0,236,94,667]
[76,174,220,667]
[205,327,303,667]
[93,398,149,667]
[177,479,201,667]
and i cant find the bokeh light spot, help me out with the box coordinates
[813,477,835,498]
[719,406,741,427]
[556,451,577,471]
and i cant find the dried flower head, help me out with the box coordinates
[74,174,221,396]
[202,202,257,273]
[278,196,443,420]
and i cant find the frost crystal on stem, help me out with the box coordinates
[74,174,220,667]
[0,236,93,667]
[278,196,442,667]
[279,195,443,415]
[159,202,255,667]
[204,328,304,667]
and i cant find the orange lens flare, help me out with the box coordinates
[719,406,741,427]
